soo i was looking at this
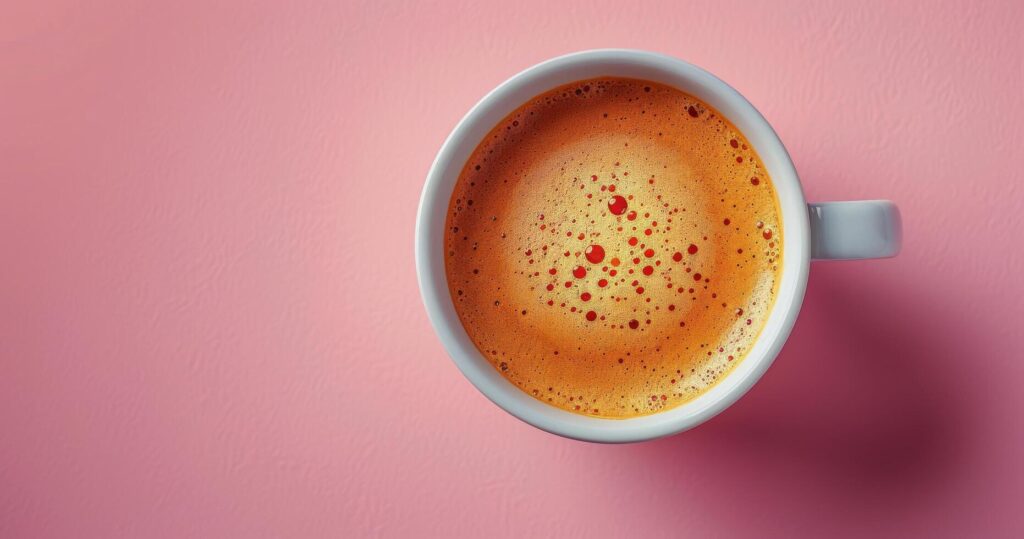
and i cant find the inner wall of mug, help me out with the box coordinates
[417,50,810,442]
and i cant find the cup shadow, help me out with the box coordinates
[608,264,971,522]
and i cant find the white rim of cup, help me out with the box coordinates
[416,49,810,443]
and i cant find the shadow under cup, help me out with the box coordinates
[416,50,811,443]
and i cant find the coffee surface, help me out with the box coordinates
[445,78,783,418]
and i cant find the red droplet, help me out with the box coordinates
[573,265,587,279]
[687,106,699,118]
[763,229,773,240]
[636,287,645,294]
[608,185,616,192]
[642,265,654,276]
[591,175,598,181]
[628,237,638,246]
[607,195,628,215]
[585,310,597,321]
[644,229,652,236]
[643,249,654,258]
[693,273,702,281]
[751,177,760,186]
[629,319,640,329]
[546,284,554,291]
[548,268,557,275]
[580,292,592,301]
[723,218,731,225]
[687,244,699,254]
[730,139,738,148]
[598,278,608,287]
[585,245,605,263]
[564,281,572,288]
[632,257,641,264]
[672,252,683,262]
[668,304,676,311]
[626,211,637,221]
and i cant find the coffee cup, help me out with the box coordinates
[415,49,901,442]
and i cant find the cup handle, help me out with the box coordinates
[808,200,902,260]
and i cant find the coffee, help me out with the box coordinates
[444,77,782,418]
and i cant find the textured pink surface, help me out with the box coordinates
[2,1,1023,537]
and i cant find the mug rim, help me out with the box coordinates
[416,49,810,442]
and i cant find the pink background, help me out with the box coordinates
[2,1,1023,537]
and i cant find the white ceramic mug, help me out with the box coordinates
[416,50,901,443]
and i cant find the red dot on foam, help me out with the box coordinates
[628,237,638,246]
[629,319,639,329]
[688,244,699,254]
[672,252,683,262]
[693,273,702,281]
[751,177,760,186]
[573,265,587,279]
[549,268,557,275]
[642,266,654,276]
[598,278,608,287]
[585,244,605,264]
[626,211,637,221]
[644,248,655,258]
[607,195,628,215]
[580,292,592,301]
[644,229,652,236]
[585,310,597,321]
[636,287,645,294]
